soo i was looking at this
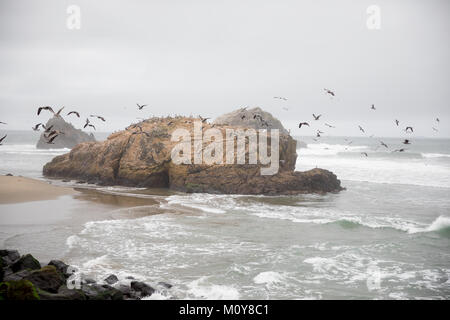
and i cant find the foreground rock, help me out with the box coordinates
[36,115,95,149]
[43,108,342,195]
[0,249,167,300]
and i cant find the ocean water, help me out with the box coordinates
[0,132,449,299]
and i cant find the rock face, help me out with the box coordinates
[36,115,95,149]
[214,107,290,135]
[43,109,342,195]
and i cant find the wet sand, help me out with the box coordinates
[0,176,76,204]
[0,177,166,262]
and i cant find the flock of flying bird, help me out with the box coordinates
[0,95,444,151]
[0,103,151,145]
[281,88,442,157]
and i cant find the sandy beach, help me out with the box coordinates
[0,176,76,204]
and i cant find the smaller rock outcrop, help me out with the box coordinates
[36,115,95,149]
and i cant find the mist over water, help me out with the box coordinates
[1,132,449,299]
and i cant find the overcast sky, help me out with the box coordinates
[0,0,449,137]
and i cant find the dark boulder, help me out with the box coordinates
[48,260,70,278]
[130,281,155,298]
[38,285,86,300]
[104,274,119,285]
[158,281,173,289]
[11,254,41,273]
[0,249,20,266]
[81,283,123,300]
[23,265,65,293]
[3,269,32,282]
[0,280,40,300]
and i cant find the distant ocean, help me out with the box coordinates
[1,131,449,299]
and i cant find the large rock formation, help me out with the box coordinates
[43,109,342,195]
[36,116,95,149]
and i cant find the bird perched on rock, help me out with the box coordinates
[199,116,210,123]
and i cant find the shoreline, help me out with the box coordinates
[0,176,76,204]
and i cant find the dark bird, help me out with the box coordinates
[361,152,368,157]
[317,130,324,134]
[436,118,440,123]
[358,125,365,133]
[37,106,54,115]
[46,135,58,144]
[312,114,322,121]
[0,121,6,125]
[0,134,7,144]
[371,104,376,110]
[86,124,96,130]
[405,126,414,133]
[136,103,147,110]
[325,123,335,128]
[254,114,263,121]
[316,132,321,138]
[32,123,44,131]
[298,122,309,128]
[199,116,210,123]
[393,148,407,153]
[324,88,335,97]
[83,118,90,128]
[241,115,246,120]
[273,96,288,101]
[380,141,388,148]
[395,119,400,126]
[90,115,106,122]
[67,111,80,118]
[55,107,65,116]
[403,139,411,145]
[45,130,64,139]
[44,125,54,133]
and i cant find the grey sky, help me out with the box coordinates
[0,0,449,137]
